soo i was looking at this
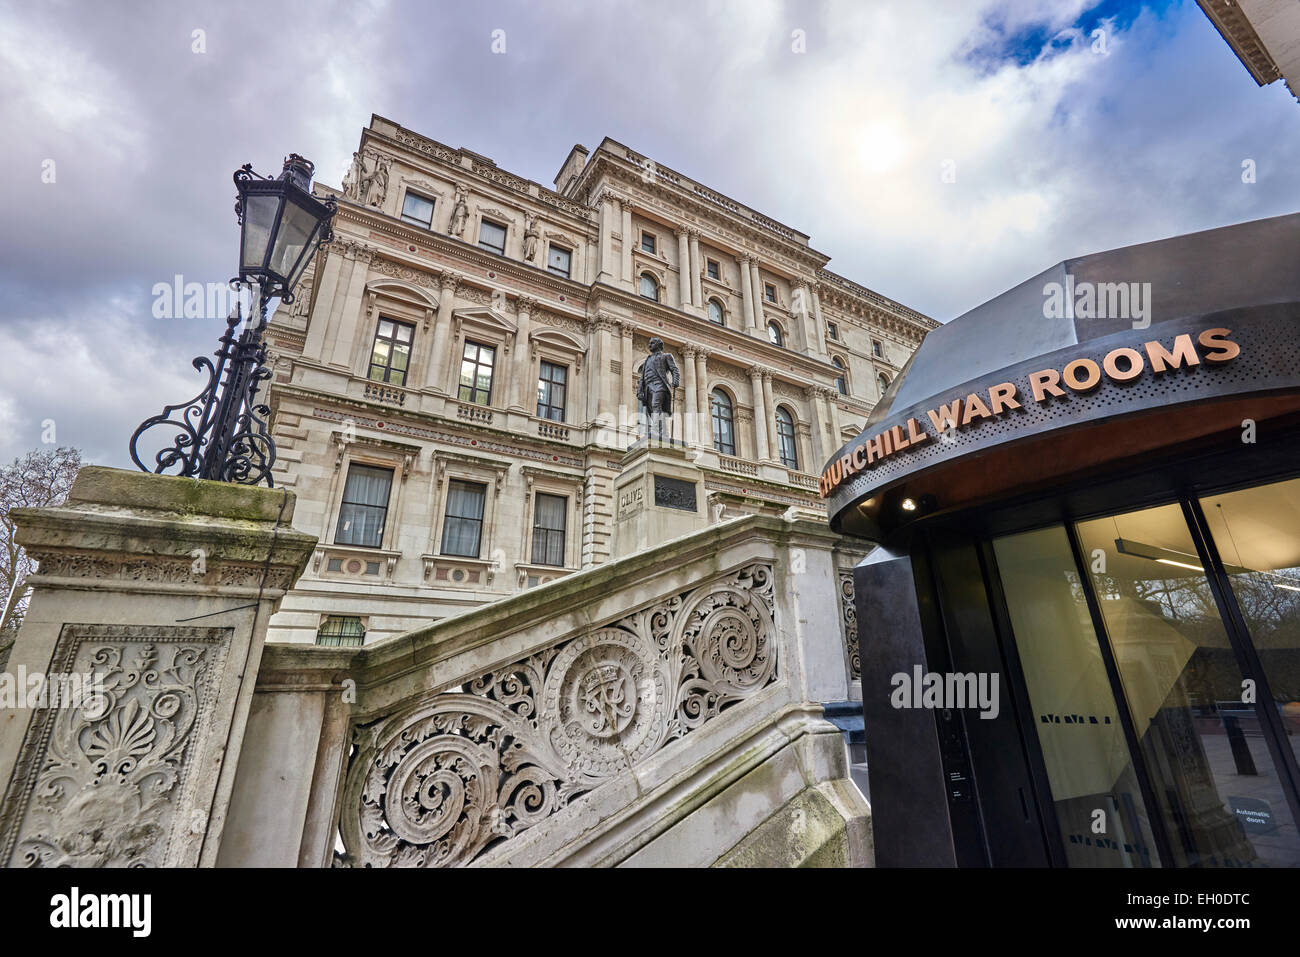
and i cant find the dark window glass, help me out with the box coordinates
[547,244,571,278]
[833,356,848,395]
[335,464,393,548]
[775,407,798,469]
[531,492,567,567]
[368,318,414,386]
[707,299,724,325]
[827,322,839,340]
[711,388,735,456]
[400,192,434,228]
[440,479,486,558]
[316,616,366,647]
[706,259,720,280]
[537,361,567,421]
[641,232,656,254]
[764,283,777,303]
[478,219,507,255]
[458,340,495,405]
[872,339,884,358]
[639,273,659,301]
[767,321,783,347]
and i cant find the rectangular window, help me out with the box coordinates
[316,616,366,648]
[641,231,656,254]
[764,283,777,303]
[440,479,486,558]
[334,464,393,548]
[827,322,839,340]
[537,360,567,422]
[547,244,572,278]
[872,339,884,358]
[478,219,507,255]
[706,259,720,280]
[531,492,567,567]
[400,191,434,229]
[368,318,414,386]
[458,340,495,405]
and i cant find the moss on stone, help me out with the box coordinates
[68,466,294,523]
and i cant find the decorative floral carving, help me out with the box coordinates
[0,626,230,868]
[335,563,776,868]
[839,572,860,680]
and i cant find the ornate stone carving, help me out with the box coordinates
[372,258,437,288]
[335,563,776,867]
[365,155,392,208]
[0,625,232,867]
[522,214,540,263]
[839,572,860,681]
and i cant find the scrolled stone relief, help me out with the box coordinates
[335,563,777,867]
[0,625,232,868]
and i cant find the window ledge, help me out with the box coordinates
[313,544,402,581]
[423,553,500,587]
[513,561,577,588]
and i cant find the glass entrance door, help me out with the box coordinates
[991,475,1300,867]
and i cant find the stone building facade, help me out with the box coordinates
[262,114,937,646]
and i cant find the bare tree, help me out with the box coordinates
[0,447,82,662]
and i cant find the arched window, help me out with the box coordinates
[832,356,848,395]
[639,273,659,301]
[707,298,725,326]
[767,321,783,347]
[710,388,735,456]
[878,372,890,396]
[775,406,798,469]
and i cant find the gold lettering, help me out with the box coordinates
[987,382,1021,414]
[1103,346,1144,382]
[1063,358,1101,392]
[1198,327,1240,363]
[1029,368,1064,402]
[961,393,992,425]
[927,399,963,433]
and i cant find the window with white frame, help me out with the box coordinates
[478,219,507,255]
[547,243,572,278]
[530,492,567,567]
[400,191,435,229]
[639,273,659,301]
[458,340,495,405]
[334,464,393,548]
[707,298,725,326]
[537,360,567,421]
[440,479,487,558]
[775,407,798,469]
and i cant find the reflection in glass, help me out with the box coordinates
[993,525,1159,867]
[1078,504,1300,867]
[1202,478,1300,772]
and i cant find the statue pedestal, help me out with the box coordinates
[612,441,709,559]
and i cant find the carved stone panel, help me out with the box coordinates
[335,563,777,867]
[0,624,234,868]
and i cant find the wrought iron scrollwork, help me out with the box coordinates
[129,286,278,487]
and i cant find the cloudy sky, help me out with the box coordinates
[1,0,1297,468]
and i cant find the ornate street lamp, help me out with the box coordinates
[130,154,336,485]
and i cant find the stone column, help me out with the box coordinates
[598,194,615,282]
[695,349,710,444]
[621,199,634,287]
[595,315,616,430]
[811,285,828,357]
[509,296,536,412]
[620,321,635,443]
[0,467,316,868]
[792,280,816,353]
[749,366,770,462]
[749,259,766,334]
[682,346,698,445]
[301,242,343,361]
[328,246,375,369]
[688,229,703,308]
[828,389,843,450]
[808,386,830,466]
[425,272,458,393]
[762,371,778,460]
[739,255,756,331]
[676,228,691,309]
